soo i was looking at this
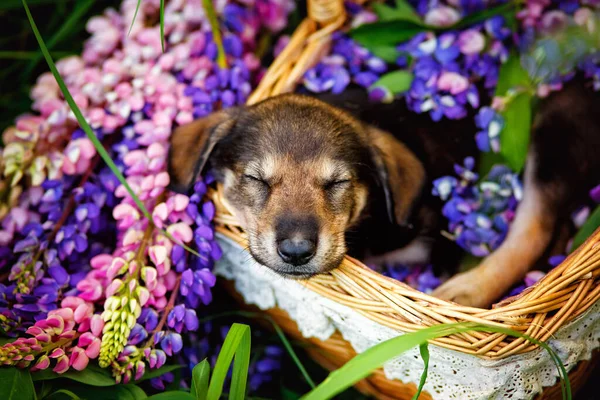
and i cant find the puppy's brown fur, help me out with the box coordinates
[168,94,425,278]
[168,80,600,308]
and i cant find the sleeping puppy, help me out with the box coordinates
[167,78,600,308]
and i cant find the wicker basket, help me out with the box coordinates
[210,0,600,398]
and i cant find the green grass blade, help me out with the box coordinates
[160,0,165,52]
[230,325,251,400]
[198,311,316,389]
[22,0,94,78]
[22,0,202,258]
[47,389,81,400]
[202,0,227,68]
[206,323,251,400]
[571,206,600,252]
[191,359,211,400]
[128,0,143,36]
[411,343,429,400]
[301,323,570,400]
[266,315,316,389]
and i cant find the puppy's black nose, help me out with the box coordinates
[277,238,316,265]
[275,215,319,266]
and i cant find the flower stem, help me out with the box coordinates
[202,0,228,69]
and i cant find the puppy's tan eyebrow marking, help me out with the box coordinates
[316,158,352,183]
[245,154,278,180]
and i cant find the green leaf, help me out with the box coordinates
[453,2,517,30]
[191,359,211,400]
[571,206,600,252]
[499,92,531,172]
[22,0,202,258]
[198,311,315,389]
[32,364,116,386]
[368,45,400,63]
[134,364,184,382]
[59,384,147,400]
[493,52,533,173]
[147,392,196,400]
[495,52,531,95]
[0,368,35,400]
[281,387,302,400]
[206,323,251,400]
[372,1,421,24]
[123,385,148,400]
[370,70,414,95]
[47,389,82,400]
[411,343,429,400]
[350,20,425,49]
[300,323,571,400]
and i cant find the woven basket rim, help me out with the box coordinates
[210,0,600,359]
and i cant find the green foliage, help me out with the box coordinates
[350,20,425,50]
[32,364,116,386]
[301,322,570,400]
[572,206,600,252]
[411,343,430,400]
[350,2,516,56]
[372,0,422,24]
[206,323,251,400]
[134,365,184,383]
[190,359,210,400]
[495,53,533,173]
[453,2,517,30]
[46,383,147,400]
[201,0,227,68]
[0,367,36,400]
[479,52,533,175]
[147,392,196,400]
[370,70,414,96]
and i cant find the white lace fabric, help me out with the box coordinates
[214,234,600,400]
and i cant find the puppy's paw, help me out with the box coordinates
[432,268,498,308]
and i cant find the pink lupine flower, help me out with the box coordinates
[437,71,469,94]
[62,138,96,175]
[69,347,90,371]
[458,29,485,55]
[574,7,596,33]
[167,222,193,243]
[424,6,460,27]
[540,10,568,34]
[30,355,50,372]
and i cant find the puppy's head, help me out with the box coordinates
[168,94,424,278]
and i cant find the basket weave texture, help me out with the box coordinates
[209,0,600,397]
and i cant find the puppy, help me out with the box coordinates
[167,78,600,308]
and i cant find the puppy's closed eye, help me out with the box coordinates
[323,179,351,191]
[243,174,271,188]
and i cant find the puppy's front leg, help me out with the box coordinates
[433,155,556,308]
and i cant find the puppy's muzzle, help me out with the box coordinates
[275,215,319,267]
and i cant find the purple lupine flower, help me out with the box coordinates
[167,304,199,333]
[433,158,522,257]
[249,345,283,392]
[180,268,217,308]
[302,34,386,95]
[590,183,600,203]
[474,107,504,152]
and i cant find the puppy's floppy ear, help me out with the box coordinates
[168,108,238,193]
[367,127,425,227]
